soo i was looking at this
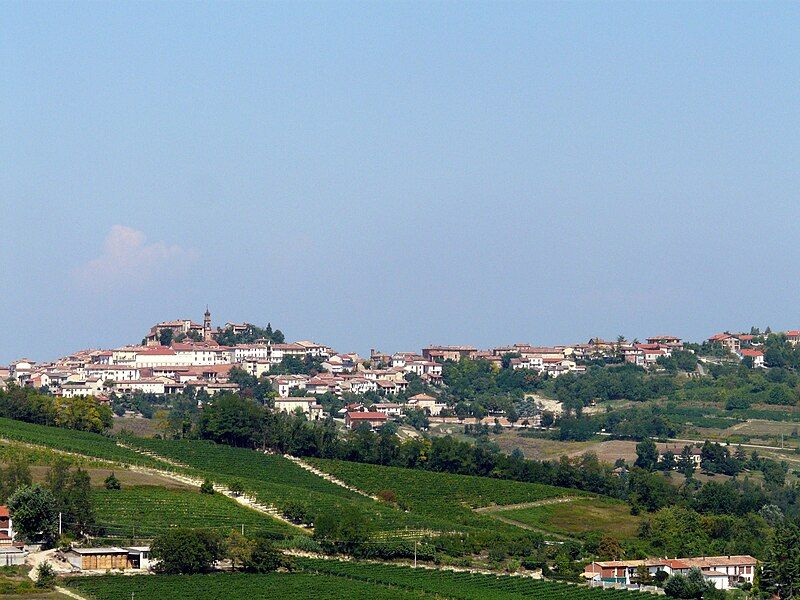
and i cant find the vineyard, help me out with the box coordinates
[67,560,654,599]
[306,458,579,530]
[91,485,297,538]
[66,572,438,600]
[120,438,438,534]
[0,417,164,468]
[296,557,654,599]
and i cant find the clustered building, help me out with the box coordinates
[3,313,797,432]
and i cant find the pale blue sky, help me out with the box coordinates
[2,2,800,363]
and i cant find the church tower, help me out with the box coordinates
[203,306,212,341]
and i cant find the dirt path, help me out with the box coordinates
[474,496,580,541]
[55,587,89,600]
[284,455,379,501]
[475,496,580,514]
[117,442,307,532]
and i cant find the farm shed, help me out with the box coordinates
[67,547,134,570]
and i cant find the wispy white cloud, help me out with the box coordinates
[74,225,198,290]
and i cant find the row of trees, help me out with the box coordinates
[0,387,112,433]
[4,457,100,546]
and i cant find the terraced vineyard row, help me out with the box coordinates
[296,558,653,599]
[121,438,440,534]
[66,572,438,600]
[306,458,579,528]
[67,561,654,599]
[0,417,164,467]
[91,486,297,538]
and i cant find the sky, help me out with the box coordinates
[2,2,800,364]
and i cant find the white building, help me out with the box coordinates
[274,398,324,420]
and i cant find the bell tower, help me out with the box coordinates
[203,306,212,341]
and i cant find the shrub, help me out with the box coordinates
[200,479,215,495]
[229,480,245,496]
[376,489,397,504]
[104,472,122,490]
[280,500,311,525]
[35,562,56,589]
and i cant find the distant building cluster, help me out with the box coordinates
[3,310,799,428]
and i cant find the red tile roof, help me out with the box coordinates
[347,412,387,420]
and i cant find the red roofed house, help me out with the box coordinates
[787,330,800,347]
[0,506,14,545]
[738,348,765,368]
[583,555,756,590]
[345,411,388,430]
[708,333,740,354]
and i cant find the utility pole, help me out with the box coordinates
[58,513,62,536]
[241,524,244,536]
[414,540,417,568]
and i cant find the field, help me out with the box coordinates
[0,418,165,468]
[67,558,652,600]
[91,485,297,538]
[306,458,579,534]
[493,432,639,463]
[496,497,641,541]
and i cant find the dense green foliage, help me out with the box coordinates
[0,386,112,432]
[214,322,285,346]
[151,528,227,574]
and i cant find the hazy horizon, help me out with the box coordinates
[3,2,800,364]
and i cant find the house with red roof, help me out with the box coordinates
[738,348,765,368]
[583,555,756,590]
[787,330,800,346]
[0,506,14,545]
[345,411,388,430]
[708,333,741,354]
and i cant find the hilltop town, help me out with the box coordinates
[3,313,800,599]
[4,310,797,431]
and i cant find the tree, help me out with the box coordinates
[104,472,121,490]
[597,534,623,560]
[158,328,174,347]
[664,568,717,598]
[313,507,372,555]
[677,446,696,479]
[634,438,659,471]
[200,479,215,494]
[244,536,287,572]
[0,457,32,503]
[150,529,226,574]
[761,521,800,599]
[225,530,255,570]
[229,480,245,496]
[66,468,95,535]
[8,485,58,546]
[35,562,56,589]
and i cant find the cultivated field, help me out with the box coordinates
[91,485,295,538]
[306,458,579,536]
[67,558,653,600]
[0,418,166,468]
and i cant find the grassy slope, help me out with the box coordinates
[498,497,641,541]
